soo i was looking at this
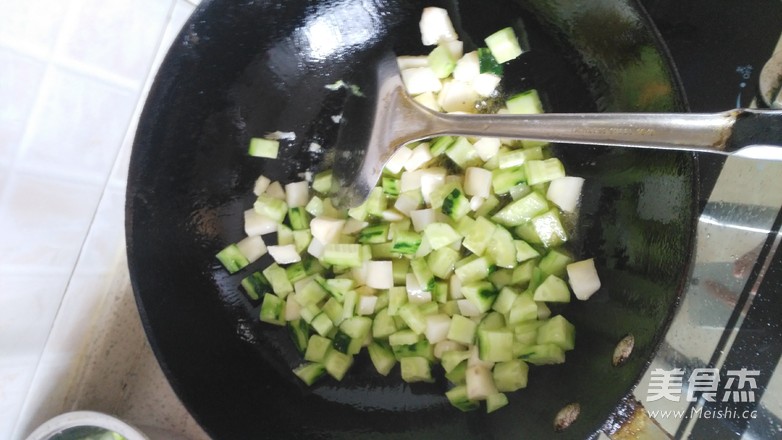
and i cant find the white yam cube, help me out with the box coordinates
[404,143,433,171]
[453,51,480,82]
[419,7,458,46]
[567,258,601,300]
[464,167,492,198]
[471,73,502,97]
[285,181,309,208]
[472,137,502,161]
[401,67,442,95]
[236,235,267,263]
[366,261,394,289]
[267,244,301,264]
[547,176,585,213]
[385,145,414,174]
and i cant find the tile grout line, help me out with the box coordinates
[0,0,86,207]
[9,0,182,437]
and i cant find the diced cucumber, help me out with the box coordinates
[533,274,571,303]
[486,225,516,268]
[446,385,480,411]
[478,311,505,331]
[382,177,401,196]
[493,360,529,392]
[216,244,250,274]
[368,341,397,376]
[536,315,575,350]
[372,308,398,339]
[305,334,333,363]
[462,216,495,255]
[506,89,543,115]
[248,137,280,158]
[410,258,435,292]
[514,321,542,345]
[312,170,333,194]
[288,319,310,354]
[461,281,498,313]
[263,263,294,297]
[477,328,513,362]
[514,221,543,245]
[294,280,329,306]
[358,224,389,244]
[491,286,519,315]
[311,312,334,337]
[392,230,422,255]
[433,280,449,304]
[398,303,428,334]
[259,293,285,326]
[324,349,354,380]
[428,44,457,78]
[531,208,568,248]
[441,349,471,373]
[518,343,566,365]
[427,246,460,279]
[292,229,312,253]
[454,257,491,283]
[423,222,461,250]
[508,292,537,325]
[477,47,503,75]
[491,166,526,195]
[365,187,387,217]
[445,137,479,169]
[241,271,269,301]
[305,196,324,218]
[538,248,572,278]
[293,362,326,386]
[524,158,565,186]
[514,240,540,263]
[277,223,294,246]
[441,187,471,220]
[474,194,500,217]
[388,286,408,316]
[340,316,372,342]
[447,314,478,345]
[418,301,439,315]
[254,194,289,223]
[497,147,542,169]
[445,360,468,384]
[393,339,434,362]
[299,303,319,324]
[489,268,513,289]
[486,392,509,413]
[389,329,421,346]
[288,207,310,230]
[400,357,433,383]
[484,27,522,63]
[348,201,369,222]
[430,136,455,156]
[322,244,362,267]
[341,289,358,321]
[528,267,545,293]
[491,191,549,227]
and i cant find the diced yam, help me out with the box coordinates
[419,6,458,46]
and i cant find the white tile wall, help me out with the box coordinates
[0,48,46,165]
[0,0,202,438]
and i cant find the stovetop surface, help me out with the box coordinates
[631,2,782,438]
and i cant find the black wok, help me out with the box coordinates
[126,0,697,438]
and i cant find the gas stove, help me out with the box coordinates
[630,1,782,438]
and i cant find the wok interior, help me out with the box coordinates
[127,0,696,438]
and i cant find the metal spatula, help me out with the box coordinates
[331,51,782,208]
